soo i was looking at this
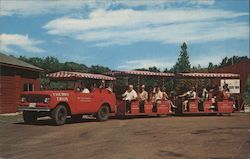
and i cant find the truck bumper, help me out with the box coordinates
[18,106,51,112]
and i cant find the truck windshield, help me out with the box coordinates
[48,81,75,90]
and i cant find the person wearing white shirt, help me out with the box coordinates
[179,87,196,111]
[81,83,90,93]
[139,85,148,113]
[122,85,138,113]
[152,86,163,112]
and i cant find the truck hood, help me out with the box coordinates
[20,90,75,96]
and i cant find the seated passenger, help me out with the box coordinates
[122,85,138,113]
[179,87,196,111]
[201,86,208,101]
[99,80,105,89]
[162,87,176,112]
[139,85,148,113]
[91,83,97,92]
[106,82,113,92]
[162,87,168,100]
[223,84,231,100]
[82,83,90,93]
[152,86,163,112]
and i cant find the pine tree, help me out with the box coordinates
[173,42,193,92]
[174,42,191,73]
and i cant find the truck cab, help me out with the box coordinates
[18,71,116,125]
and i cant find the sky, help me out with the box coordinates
[0,0,249,71]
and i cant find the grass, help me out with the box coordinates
[0,114,23,124]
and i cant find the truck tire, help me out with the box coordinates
[71,114,82,122]
[52,105,68,126]
[23,111,37,124]
[96,105,109,121]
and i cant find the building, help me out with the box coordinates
[0,53,43,113]
[211,59,250,107]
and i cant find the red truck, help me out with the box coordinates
[18,71,116,125]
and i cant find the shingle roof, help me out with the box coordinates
[0,52,43,71]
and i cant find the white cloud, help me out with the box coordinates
[0,0,93,16]
[0,34,44,53]
[43,9,249,46]
[118,58,175,70]
[0,0,215,17]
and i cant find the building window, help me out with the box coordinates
[24,83,34,92]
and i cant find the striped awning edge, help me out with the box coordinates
[47,71,116,80]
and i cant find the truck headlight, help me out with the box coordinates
[21,97,26,103]
[44,97,50,103]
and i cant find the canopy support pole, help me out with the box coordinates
[137,75,140,93]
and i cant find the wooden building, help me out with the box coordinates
[211,59,250,107]
[0,53,43,113]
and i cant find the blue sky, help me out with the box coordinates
[0,0,249,71]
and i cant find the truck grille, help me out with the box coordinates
[23,95,49,103]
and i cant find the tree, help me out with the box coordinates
[43,56,61,72]
[172,42,192,92]
[89,65,110,74]
[220,56,248,67]
[173,42,191,73]
[62,62,88,73]
[148,66,160,72]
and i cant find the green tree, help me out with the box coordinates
[62,62,88,72]
[42,56,61,72]
[89,65,110,74]
[173,42,191,73]
[148,66,161,72]
[220,56,248,67]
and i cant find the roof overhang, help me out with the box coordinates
[0,62,44,72]
[176,72,240,79]
[47,71,116,81]
[107,70,175,77]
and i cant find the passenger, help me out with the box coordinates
[106,82,113,92]
[122,85,138,113]
[99,80,105,89]
[91,83,97,92]
[169,91,177,112]
[223,84,231,100]
[179,87,196,111]
[139,85,148,113]
[82,83,90,93]
[162,87,176,112]
[162,87,169,100]
[152,86,163,112]
[201,86,209,101]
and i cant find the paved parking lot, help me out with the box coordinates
[0,113,249,159]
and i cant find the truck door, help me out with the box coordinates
[76,92,95,113]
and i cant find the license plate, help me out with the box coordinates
[29,103,36,108]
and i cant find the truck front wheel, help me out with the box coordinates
[96,105,109,121]
[23,111,37,124]
[52,105,68,126]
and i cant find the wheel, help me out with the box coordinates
[23,111,37,124]
[71,114,82,122]
[52,105,68,125]
[96,105,109,121]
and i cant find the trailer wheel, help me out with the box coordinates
[23,111,37,124]
[52,105,68,125]
[71,114,82,122]
[96,105,109,121]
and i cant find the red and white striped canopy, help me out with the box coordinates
[178,73,240,78]
[47,71,116,80]
[108,70,175,77]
